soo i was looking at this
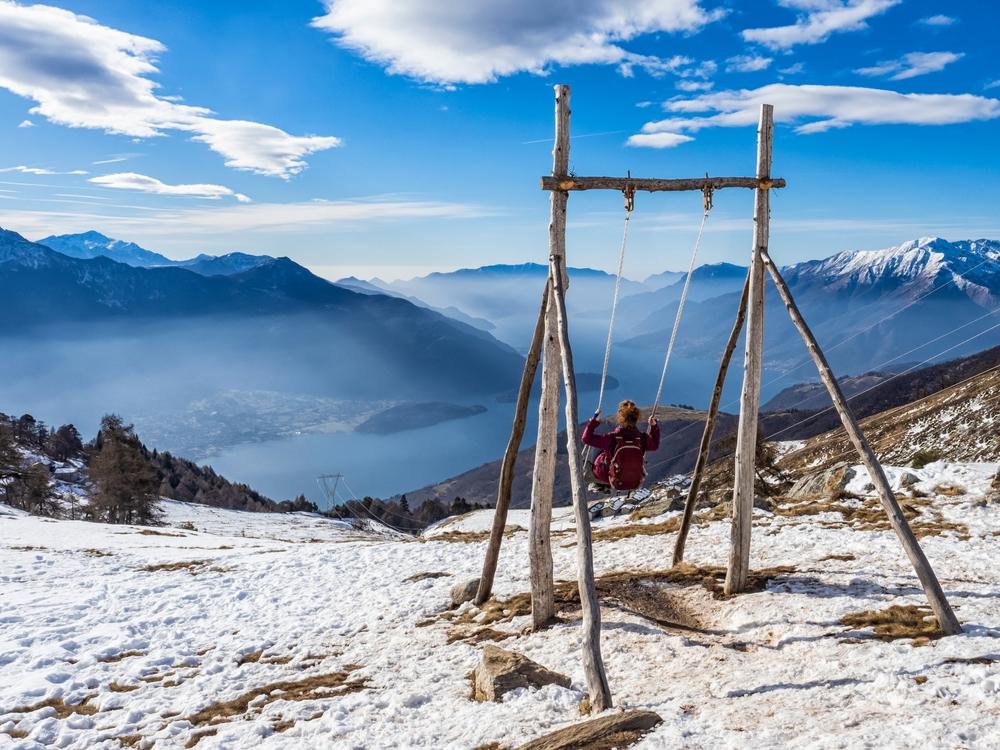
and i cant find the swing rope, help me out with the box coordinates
[594,188,634,417]
[649,187,713,422]
[584,186,634,468]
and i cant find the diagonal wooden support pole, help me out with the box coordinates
[476,279,549,605]
[762,251,961,635]
[673,271,750,566]
[725,103,773,596]
[550,255,613,712]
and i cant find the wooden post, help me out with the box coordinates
[672,272,750,566]
[762,252,962,635]
[550,256,613,712]
[529,84,571,629]
[725,104,773,596]
[476,280,549,605]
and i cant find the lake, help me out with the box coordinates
[203,352,791,506]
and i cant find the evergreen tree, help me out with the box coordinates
[88,414,161,525]
[49,424,83,461]
[400,494,410,514]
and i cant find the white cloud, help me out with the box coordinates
[0,2,340,177]
[779,62,805,75]
[676,79,713,92]
[919,14,957,27]
[635,83,1000,140]
[17,118,33,127]
[311,0,724,84]
[726,54,772,73]
[89,172,251,202]
[0,164,86,175]
[855,51,963,80]
[626,132,694,148]
[987,80,1000,91]
[742,0,900,50]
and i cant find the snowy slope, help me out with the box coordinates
[3,466,1000,749]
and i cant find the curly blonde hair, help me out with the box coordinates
[616,399,641,427]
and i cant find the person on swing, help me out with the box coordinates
[582,399,660,492]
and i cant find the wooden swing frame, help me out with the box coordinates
[474,84,960,712]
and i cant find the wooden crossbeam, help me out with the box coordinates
[540,175,785,193]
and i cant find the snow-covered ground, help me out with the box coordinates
[2,464,1000,749]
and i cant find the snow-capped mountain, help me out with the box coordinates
[625,237,1000,376]
[39,230,176,267]
[177,251,274,276]
[37,230,275,277]
[784,237,1000,308]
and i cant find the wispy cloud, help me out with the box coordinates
[0,197,490,239]
[92,153,142,165]
[855,51,963,80]
[742,0,900,50]
[0,3,340,177]
[919,14,957,27]
[0,165,86,175]
[632,83,1000,142]
[89,173,251,202]
[779,62,805,75]
[17,119,33,128]
[725,54,772,73]
[311,0,724,84]
[985,80,1000,91]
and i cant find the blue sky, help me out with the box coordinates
[0,0,997,280]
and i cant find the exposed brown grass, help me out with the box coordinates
[446,625,516,645]
[818,553,857,562]
[136,529,186,537]
[934,483,967,497]
[841,604,944,645]
[237,650,293,667]
[185,728,218,748]
[774,495,968,539]
[109,681,140,693]
[10,696,97,718]
[116,734,142,747]
[83,548,113,557]
[187,667,366,727]
[428,525,523,544]
[141,559,212,573]
[442,563,795,636]
[98,650,146,663]
[1,727,28,739]
[405,571,452,582]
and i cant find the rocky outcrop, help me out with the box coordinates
[786,465,857,500]
[450,578,480,607]
[473,646,570,702]
[515,709,663,750]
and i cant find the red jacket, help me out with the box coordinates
[581,418,660,482]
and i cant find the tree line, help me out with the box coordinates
[0,411,316,524]
[325,494,487,533]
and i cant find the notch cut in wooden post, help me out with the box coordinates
[725,103,773,596]
[761,252,961,635]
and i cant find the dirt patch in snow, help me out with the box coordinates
[141,559,213,573]
[840,604,944,645]
[98,649,147,663]
[772,495,968,539]
[186,666,367,728]
[442,563,794,641]
[406,571,453,582]
[10,696,98,719]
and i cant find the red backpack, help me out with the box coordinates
[608,433,646,491]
